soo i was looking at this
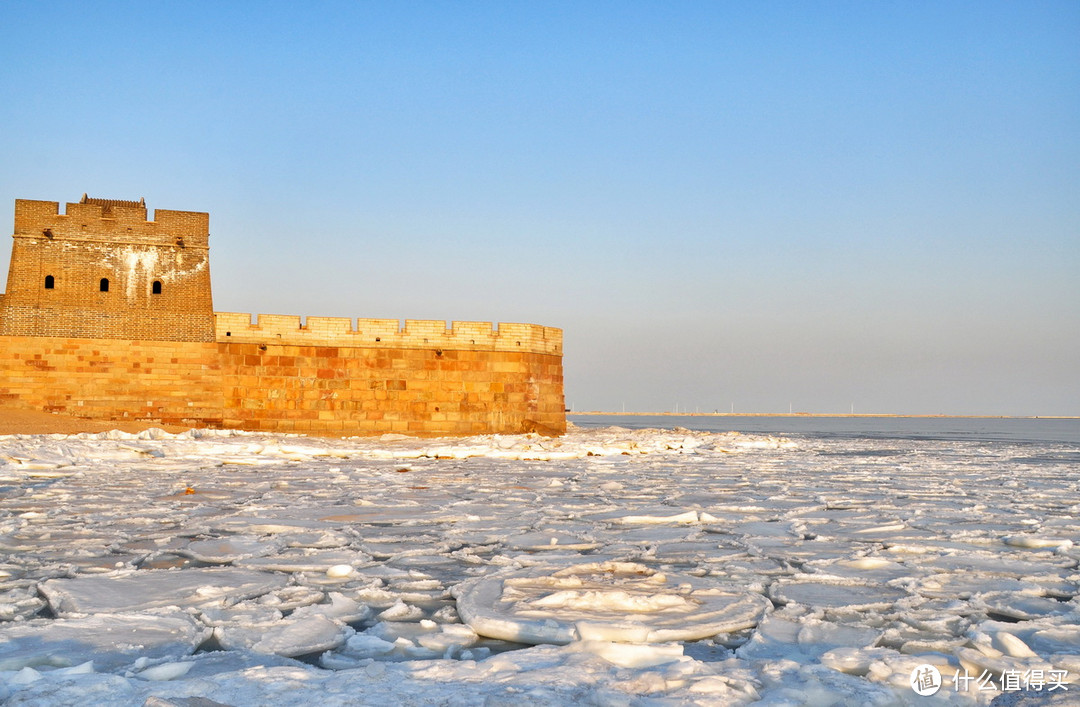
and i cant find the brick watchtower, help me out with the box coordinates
[0,195,214,342]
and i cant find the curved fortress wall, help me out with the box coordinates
[216,314,563,435]
[0,197,565,436]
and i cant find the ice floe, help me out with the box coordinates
[454,560,772,645]
[0,423,1077,704]
[39,568,289,616]
[0,613,208,672]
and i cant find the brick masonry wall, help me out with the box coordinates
[0,336,224,426]
[218,342,565,435]
[0,200,214,342]
[212,312,565,435]
[0,335,566,436]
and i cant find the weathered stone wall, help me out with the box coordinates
[0,335,224,426]
[0,336,564,436]
[211,313,564,434]
[215,313,562,356]
[0,199,214,342]
[0,196,566,436]
[218,342,564,435]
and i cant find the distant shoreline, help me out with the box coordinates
[569,412,1079,420]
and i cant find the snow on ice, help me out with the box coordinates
[0,423,1077,705]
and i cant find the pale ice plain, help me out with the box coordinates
[0,419,1077,705]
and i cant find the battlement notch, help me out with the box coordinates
[14,197,209,249]
[215,312,562,355]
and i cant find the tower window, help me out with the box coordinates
[99,278,109,292]
[44,275,55,289]
[152,280,162,294]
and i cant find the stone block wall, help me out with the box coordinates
[210,313,565,434]
[0,335,565,436]
[214,313,562,355]
[0,198,214,342]
[217,342,564,435]
[0,336,224,426]
[0,195,566,436]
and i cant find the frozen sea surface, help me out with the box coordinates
[0,421,1077,705]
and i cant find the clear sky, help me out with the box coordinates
[1,2,1077,416]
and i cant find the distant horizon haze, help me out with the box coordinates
[569,411,1080,419]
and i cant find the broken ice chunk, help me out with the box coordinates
[976,591,1074,621]
[613,510,701,525]
[377,599,424,622]
[453,561,770,645]
[0,613,208,672]
[1003,535,1074,550]
[247,615,352,658]
[133,660,195,681]
[736,613,881,661]
[39,568,288,615]
[235,549,370,573]
[290,592,371,624]
[213,616,348,657]
[339,632,397,659]
[504,531,600,552]
[573,640,685,668]
[769,580,908,611]
[178,535,281,564]
[819,646,904,676]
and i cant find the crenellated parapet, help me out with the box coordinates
[14,196,209,248]
[2,196,215,342]
[215,312,562,356]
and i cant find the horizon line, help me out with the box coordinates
[568,411,1080,420]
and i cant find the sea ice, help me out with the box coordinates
[177,535,281,564]
[234,549,371,573]
[39,568,288,616]
[0,613,208,672]
[454,560,771,644]
[1,423,1077,704]
[215,613,352,657]
[769,579,909,610]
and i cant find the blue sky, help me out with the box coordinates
[1,1,1077,415]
